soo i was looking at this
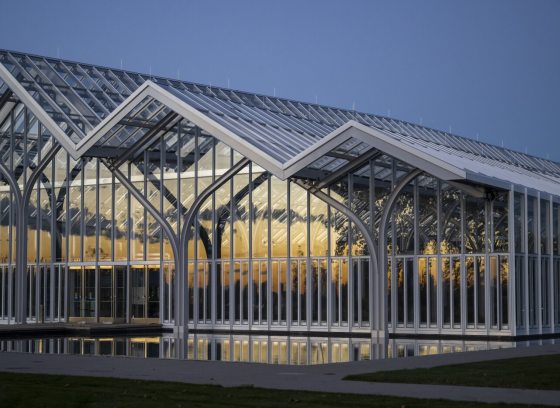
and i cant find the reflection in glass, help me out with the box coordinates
[396,258,404,324]
[500,257,508,327]
[452,258,461,327]
[493,192,508,253]
[418,257,427,325]
[406,258,414,327]
[442,257,451,326]
[527,195,537,254]
[467,256,475,326]
[429,257,437,327]
[4,100,550,343]
[477,256,485,327]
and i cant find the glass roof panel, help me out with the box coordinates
[1,48,560,194]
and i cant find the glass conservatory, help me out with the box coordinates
[0,50,558,347]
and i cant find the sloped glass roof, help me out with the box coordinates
[1,49,560,194]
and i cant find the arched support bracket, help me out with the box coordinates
[98,155,248,359]
[7,143,62,324]
[292,179,382,344]
[378,168,423,344]
[0,161,22,324]
[100,158,182,322]
[177,157,250,334]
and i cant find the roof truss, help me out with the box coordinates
[1,49,560,196]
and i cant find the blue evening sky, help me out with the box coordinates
[1,0,559,160]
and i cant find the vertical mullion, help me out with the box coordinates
[193,128,199,327]
[484,198,490,335]
[229,151,234,328]
[35,117,40,322]
[248,162,253,327]
[358,257,362,326]
[267,176,272,330]
[64,153,70,322]
[286,180,291,330]
[143,150,148,266]
[436,180,442,332]
[508,185,516,335]
[536,191,542,333]
[126,163,132,323]
[390,162,396,331]
[523,189,530,334]
[369,159,375,330]
[7,107,14,323]
[95,159,100,321]
[413,178,419,332]
[50,148,56,322]
[549,195,554,330]
[306,189,311,330]
[8,105,14,323]
[111,169,116,318]
[176,123,182,325]
[50,151,56,321]
[460,192,466,335]
[211,139,216,325]
[327,195,332,330]
[80,159,85,264]
[159,136,165,324]
[192,128,198,327]
[347,173,353,332]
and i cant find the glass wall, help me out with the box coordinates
[514,191,559,334]
[1,102,559,339]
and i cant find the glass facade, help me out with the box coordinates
[0,53,559,343]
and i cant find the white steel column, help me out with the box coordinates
[549,195,555,330]
[524,189,530,334]
[16,143,61,323]
[378,169,422,346]
[508,185,516,336]
[537,191,542,334]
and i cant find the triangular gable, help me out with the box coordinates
[6,61,559,195]
[0,63,470,182]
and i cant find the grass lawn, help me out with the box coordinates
[0,371,548,408]
[345,353,560,390]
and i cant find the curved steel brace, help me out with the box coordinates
[292,180,380,337]
[177,157,250,330]
[0,162,23,205]
[0,161,22,323]
[179,158,251,247]
[378,168,423,343]
[15,143,62,323]
[101,159,181,300]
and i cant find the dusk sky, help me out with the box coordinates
[1,0,559,160]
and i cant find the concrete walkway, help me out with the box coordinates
[1,343,559,406]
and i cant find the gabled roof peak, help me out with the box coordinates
[1,48,559,196]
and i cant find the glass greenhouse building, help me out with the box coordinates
[0,50,559,354]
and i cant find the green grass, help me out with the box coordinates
[0,371,548,408]
[345,354,560,390]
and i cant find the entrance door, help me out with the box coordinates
[114,266,126,320]
[99,267,113,321]
[98,266,127,323]
[147,267,160,319]
[83,267,96,318]
[131,265,160,322]
[131,266,145,320]
[69,267,82,319]
[68,267,96,321]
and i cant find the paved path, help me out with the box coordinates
[1,342,559,406]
